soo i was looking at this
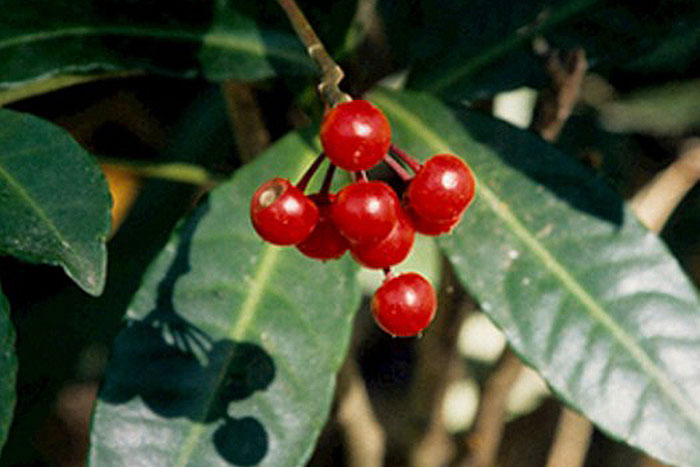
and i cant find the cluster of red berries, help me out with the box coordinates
[250,100,475,337]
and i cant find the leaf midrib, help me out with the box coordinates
[0,159,78,261]
[371,90,700,431]
[0,25,311,66]
[173,149,317,467]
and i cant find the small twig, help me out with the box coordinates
[336,357,386,467]
[531,48,588,142]
[544,408,593,467]
[637,455,667,467]
[384,154,413,182]
[221,82,270,163]
[275,0,352,107]
[629,138,700,234]
[459,349,523,467]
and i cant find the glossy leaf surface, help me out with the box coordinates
[89,130,361,466]
[370,88,700,466]
[0,284,16,454]
[0,109,111,295]
[0,0,314,89]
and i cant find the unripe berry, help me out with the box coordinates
[351,208,415,269]
[405,154,475,222]
[297,193,349,260]
[320,100,391,171]
[371,273,437,337]
[250,178,319,246]
[331,181,400,245]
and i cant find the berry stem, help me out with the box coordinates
[275,0,352,107]
[383,267,394,280]
[390,144,422,173]
[353,171,369,182]
[320,163,336,195]
[296,152,326,191]
[383,154,413,182]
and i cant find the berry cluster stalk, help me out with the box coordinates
[275,0,352,107]
[296,152,326,191]
[389,145,422,173]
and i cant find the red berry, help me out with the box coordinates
[405,154,475,221]
[351,208,415,269]
[331,181,400,245]
[297,193,349,260]
[250,178,319,246]
[406,205,461,236]
[320,100,391,171]
[371,273,437,337]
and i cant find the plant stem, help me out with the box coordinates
[629,138,700,234]
[320,163,337,195]
[384,154,413,182]
[354,171,369,182]
[459,349,523,467]
[98,159,222,186]
[336,358,386,467]
[275,0,352,107]
[531,49,588,142]
[390,145,422,173]
[296,153,326,191]
[221,82,270,163]
[544,408,593,467]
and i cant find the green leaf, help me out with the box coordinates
[390,0,597,99]
[0,71,138,106]
[0,283,16,454]
[0,0,314,90]
[0,110,111,295]
[547,0,700,82]
[369,88,700,466]
[397,0,699,100]
[89,130,361,466]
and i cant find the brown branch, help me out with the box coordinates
[629,138,700,234]
[544,408,593,467]
[531,48,588,142]
[221,82,270,163]
[336,357,386,467]
[275,0,352,106]
[459,349,523,467]
[637,455,667,467]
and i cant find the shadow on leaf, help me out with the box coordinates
[457,109,624,226]
[99,200,274,466]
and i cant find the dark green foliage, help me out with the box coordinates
[0,285,16,454]
[0,109,111,295]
